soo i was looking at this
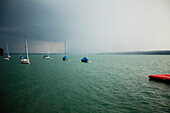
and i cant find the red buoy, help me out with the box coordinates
[149,74,170,81]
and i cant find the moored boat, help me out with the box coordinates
[3,40,11,61]
[21,35,30,64]
[62,41,69,61]
[3,57,9,61]
[81,57,88,63]
[148,74,170,81]
[44,42,52,59]
[44,55,52,59]
[20,55,24,59]
[81,38,91,63]
[63,56,68,61]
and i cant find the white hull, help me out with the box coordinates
[44,56,52,59]
[21,59,30,64]
[3,58,9,61]
[88,61,92,63]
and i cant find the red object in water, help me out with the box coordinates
[149,74,170,81]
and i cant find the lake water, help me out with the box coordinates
[0,55,170,113]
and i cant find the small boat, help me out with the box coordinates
[20,55,24,59]
[148,74,170,81]
[62,41,69,61]
[44,55,52,59]
[3,57,9,61]
[81,38,91,63]
[81,57,88,63]
[44,42,52,59]
[63,56,68,61]
[3,40,11,61]
[21,35,30,64]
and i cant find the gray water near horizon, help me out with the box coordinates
[0,55,170,113]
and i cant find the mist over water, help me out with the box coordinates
[0,55,170,112]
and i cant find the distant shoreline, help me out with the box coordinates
[98,50,170,55]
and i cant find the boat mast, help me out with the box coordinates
[65,41,66,56]
[6,40,9,56]
[20,48,23,56]
[85,37,87,57]
[25,35,29,59]
[48,42,50,57]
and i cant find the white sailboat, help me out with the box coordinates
[3,57,9,61]
[21,35,30,64]
[3,40,11,61]
[44,42,52,59]
[62,41,69,61]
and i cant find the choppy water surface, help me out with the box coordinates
[0,55,170,113]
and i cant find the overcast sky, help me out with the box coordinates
[0,0,170,53]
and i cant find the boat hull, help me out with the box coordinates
[81,60,88,63]
[21,59,30,64]
[149,74,170,81]
[81,57,89,63]
[3,58,9,61]
[44,56,52,59]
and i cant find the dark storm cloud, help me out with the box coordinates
[0,0,68,42]
[0,0,170,53]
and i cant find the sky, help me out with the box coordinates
[0,0,170,53]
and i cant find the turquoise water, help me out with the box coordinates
[0,55,170,113]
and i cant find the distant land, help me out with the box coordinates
[4,50,170,55]
[99,50,170,55]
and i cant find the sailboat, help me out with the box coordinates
[81,38,91,63]
[81,57,89,63]
[62,41,69,61]
[3,40,11,61]
[21,35,30,64]
[44,42,52,59]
